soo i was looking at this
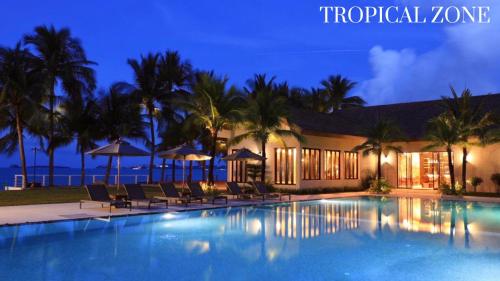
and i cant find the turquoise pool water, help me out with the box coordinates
[1,197,499,281]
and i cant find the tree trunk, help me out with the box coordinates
[105,156,113,184]
[48,86,55,187]
[171,160,176,183]
[202,161,206,181]
[447,146,456,193]
[188,161,193,183]
[15,109,28,189]
[148,111,155,184]
[377,151,382,180]
[462,147,467,192]
[80,148,85,187]
[208,132,218,185]
[261,140,266,183]
[160,158,166,183]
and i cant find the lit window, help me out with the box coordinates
[325,150,340,180]
[275,148,296,185]
[302,148,321,180]
[344,152,358,179]
[230,149,246,183]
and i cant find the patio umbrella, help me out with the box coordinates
[157,145,211,189]
[223,148,265,182]
[222,148,265,161]
[86,139,149,189]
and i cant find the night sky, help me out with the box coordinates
[1,0,499,167]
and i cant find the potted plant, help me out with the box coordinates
[470,176,483,193]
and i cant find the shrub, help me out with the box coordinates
[491,173,500,193]
[369,179,392,194]
[439,182,464,195]
[470,176,483,192]
[203,184,221,197]
[361,174,375,190]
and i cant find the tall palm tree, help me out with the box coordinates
[320,75,365,112]
[61,94,100,186]
[127,53,164,184]
[232,74,305,182]
[0,43,42,188]
[178,71,244,185]
[424,114,461,193]
[441,87,495,191]
[156,51,192,182]
[97,83,145,183]
[24,25,96,186]
[353,119,403,180]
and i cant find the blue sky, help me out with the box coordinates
[1,0,499,168]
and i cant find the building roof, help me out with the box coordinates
[290,93,500,140]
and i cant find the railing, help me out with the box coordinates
[12,174,150,188]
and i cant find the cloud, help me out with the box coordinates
[356,3,500,105]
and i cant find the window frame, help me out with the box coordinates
[324,149,341,180]
[274,148,297,185]
[229,149,247,183]
[344,151,359,180]
[301,148,321,180]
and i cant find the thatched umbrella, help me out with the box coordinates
[223,148,265,182]
[87,139,149,189]
[157,145,211,190]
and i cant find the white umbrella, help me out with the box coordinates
[86,139,149,189]
[157,145,211,190]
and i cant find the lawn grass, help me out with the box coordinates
[0,186,164,207]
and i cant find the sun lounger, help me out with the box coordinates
[80,184,131,212]
[188,182,228,205]
[123,184,168,209]
[252,182,291,201]
[155,182,201,206]
[226,182,251,199]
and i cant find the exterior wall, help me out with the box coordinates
[384,141,500,193]
[220,125,302,189]
[297,134,377,189]
[222,128,500,193]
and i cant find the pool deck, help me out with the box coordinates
[0,192,366,226]
[1,191,499,226]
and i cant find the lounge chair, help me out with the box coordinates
[123,184,168,209]
[80,184,131,212]
[252,182,291,201]
[226,182,251,199]
[188,182,228,205]
[155,182,201,207]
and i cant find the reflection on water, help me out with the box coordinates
[1,197,500,281]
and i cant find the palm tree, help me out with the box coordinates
[353,119,403,180]
[97,83,145,183]
[61,95,100,186]
[24,25,96,186]
[320,75,365,112]
[232,74,305,182]
[156,51,192,182]
[0,43,42,188]
[178,71,244,185]
[441,87,495,191]
[424,114,461,193]
[304,87,329,113]
[127,53,165,183]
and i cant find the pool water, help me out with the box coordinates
[1,197,499,281]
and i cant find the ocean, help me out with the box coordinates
[0,166,227,190]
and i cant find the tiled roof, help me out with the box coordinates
[289,93,500,140]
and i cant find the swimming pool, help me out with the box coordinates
[1,197,499,281]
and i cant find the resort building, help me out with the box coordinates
[221,94,500,192]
